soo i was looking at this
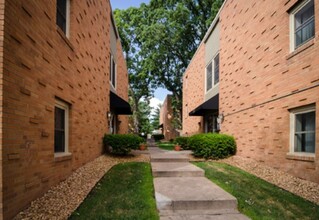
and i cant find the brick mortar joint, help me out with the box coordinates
[224,82,319,117]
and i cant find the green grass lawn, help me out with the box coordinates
[195,162,319,220]
[157,142,175,151]
[69,162,159,220]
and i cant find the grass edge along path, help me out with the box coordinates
[195,161,319,220]
[157,142,175,151]
[69,162,159,220]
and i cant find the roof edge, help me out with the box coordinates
[183,0,228,78]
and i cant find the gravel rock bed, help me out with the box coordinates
[220,156,319,205]
[14,154,150,220]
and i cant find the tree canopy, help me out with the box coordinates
[114,0,224,132]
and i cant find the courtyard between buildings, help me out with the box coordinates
[14,141,319,220]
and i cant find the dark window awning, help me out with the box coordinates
[110,91,132,115]
[189,94,219,116]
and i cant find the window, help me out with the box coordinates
[55,100,69,153]
[290,0,315,50]
[56,0,70,36]
[214,54,219,85]
[110,54,116,88]
[206,53,220,92]
[206,62,212,91]
[290,105,316,154]
[204,113,219,133]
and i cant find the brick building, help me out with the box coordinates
[183,18,220,136]
[159,95,178,141]
[0,0,131,218]
[183,0,319,183]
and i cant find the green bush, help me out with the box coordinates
[188,133,236,159]
[103,134,144,155]
[152,134,164,141]
[174,137,191,150]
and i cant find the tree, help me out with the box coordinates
[151,103,162,129]
[114,6,155,133]
[115,0,224,129]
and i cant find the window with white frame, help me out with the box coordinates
[290,0,315,51]
[110,54,116,88]
[54,100,69,153]
[56,0,70,37]
[206,62,213,91]
[206,53,220,92]
[214,54,219,85]
[290,105,316,154]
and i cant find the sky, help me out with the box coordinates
[110,0,149,10]
[110,0,172,109]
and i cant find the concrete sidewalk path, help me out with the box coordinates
[150,147,249,220]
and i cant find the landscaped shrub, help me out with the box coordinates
[174,136,191,150]
[152,134,164,141]
[103,134,144,155]
[188,133,236,159]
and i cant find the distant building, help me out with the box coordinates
[159,95,178,140]
[0,0,131,218]
[183,0,319,184]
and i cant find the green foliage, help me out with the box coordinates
[114,1,225,128]
[174,136,191,150]
[151,103,162,129]
[152,134,165,141]
[69,162,159,220]
[157,143,175,151]
[188,133,236,159]
[195,162,319,220]
[103,134,144,155]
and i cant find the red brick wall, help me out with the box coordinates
[219,0,319,183]
[160,95,177,140]
[1,0,129,218]
[182,43,205,136]
[0,0,4,216]
[116,39,129,134]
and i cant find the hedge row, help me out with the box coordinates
[188,133,236,159]
[174,137,191,150]
[174,133,236,159]
[103,134,144,155]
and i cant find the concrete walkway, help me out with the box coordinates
[149,147,249,220]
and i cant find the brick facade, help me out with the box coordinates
[182,43,205,136]
[219,0,319,183]
[0,0,130,219]
[183,0,319,184]
[160,95,178,140]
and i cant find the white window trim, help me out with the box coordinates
[66,0,70,38]
[289,105,316,156]
[205,61,213,93]
[205,52,220,94]
[55,99,69,156]
[289,0,314,52]
[110,54,117,90]
[56,0,71,38]
[213,53,220,86]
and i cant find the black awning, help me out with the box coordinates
[189,94,219,116]
[110,91,132,115]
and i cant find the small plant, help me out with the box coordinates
[188,133,236,159]
[103,134,144,155]
[174,136,190,150]
[152,134,165,141]
[174,144,181,151]
[139,143,147,151]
